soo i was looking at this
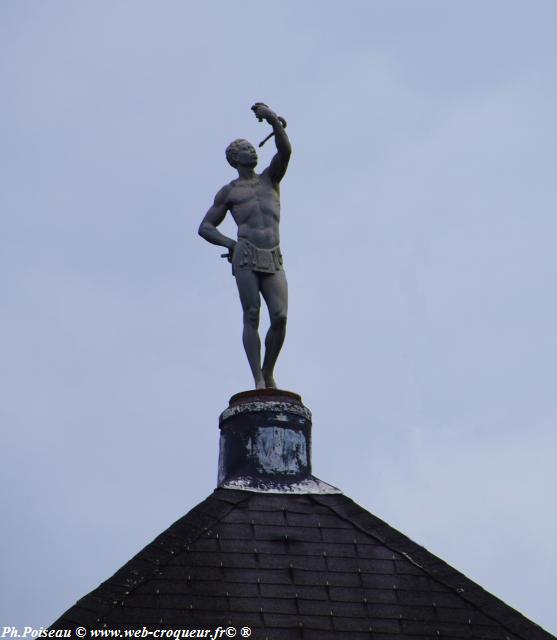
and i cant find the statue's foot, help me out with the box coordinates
[255,377,266,390]
[262,369,277,388]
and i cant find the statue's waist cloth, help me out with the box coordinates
[232,239,284,275]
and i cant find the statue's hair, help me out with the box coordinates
[226,138,252,168]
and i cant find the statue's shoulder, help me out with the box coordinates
[214,181,234,203]
[225,177,248,195]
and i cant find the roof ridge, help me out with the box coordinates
[309,494,555,640]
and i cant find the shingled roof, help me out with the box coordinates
[51,391,555,639]
[52,488,553,639]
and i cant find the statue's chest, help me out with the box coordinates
[231,181,276,207]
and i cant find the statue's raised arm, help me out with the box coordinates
[198,103,290,390]
[251,103,291,184]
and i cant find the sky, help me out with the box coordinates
[1,0,556,634]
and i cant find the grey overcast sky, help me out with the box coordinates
[1,0,556,633]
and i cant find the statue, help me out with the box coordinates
[199,103,291,389]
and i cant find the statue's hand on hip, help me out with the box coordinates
[227,240,237,263]
[220,240,236,263]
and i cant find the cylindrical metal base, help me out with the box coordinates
[217,389,340,494]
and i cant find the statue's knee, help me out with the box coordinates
[244,307,260,327]
[271,312,287,330]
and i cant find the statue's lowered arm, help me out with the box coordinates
[198,187,236,251]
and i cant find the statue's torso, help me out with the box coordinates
[227,173,280,249]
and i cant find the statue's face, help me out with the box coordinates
[235,141,258,168]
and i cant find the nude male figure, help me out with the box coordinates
[198,103,291,389]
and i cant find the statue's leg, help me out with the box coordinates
[260,270,288,388]
[235,269,265,389]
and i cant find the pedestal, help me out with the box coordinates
[217,389,340,494]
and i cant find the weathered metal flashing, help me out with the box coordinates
[220,475,341,494]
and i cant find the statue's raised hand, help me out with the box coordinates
[251,102,277,124]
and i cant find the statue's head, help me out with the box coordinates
[226,139,258,169]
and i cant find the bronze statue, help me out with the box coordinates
[199,103,291,389]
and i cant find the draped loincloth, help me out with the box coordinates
[231,238,283,276]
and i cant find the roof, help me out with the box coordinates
[51,488,555,640]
